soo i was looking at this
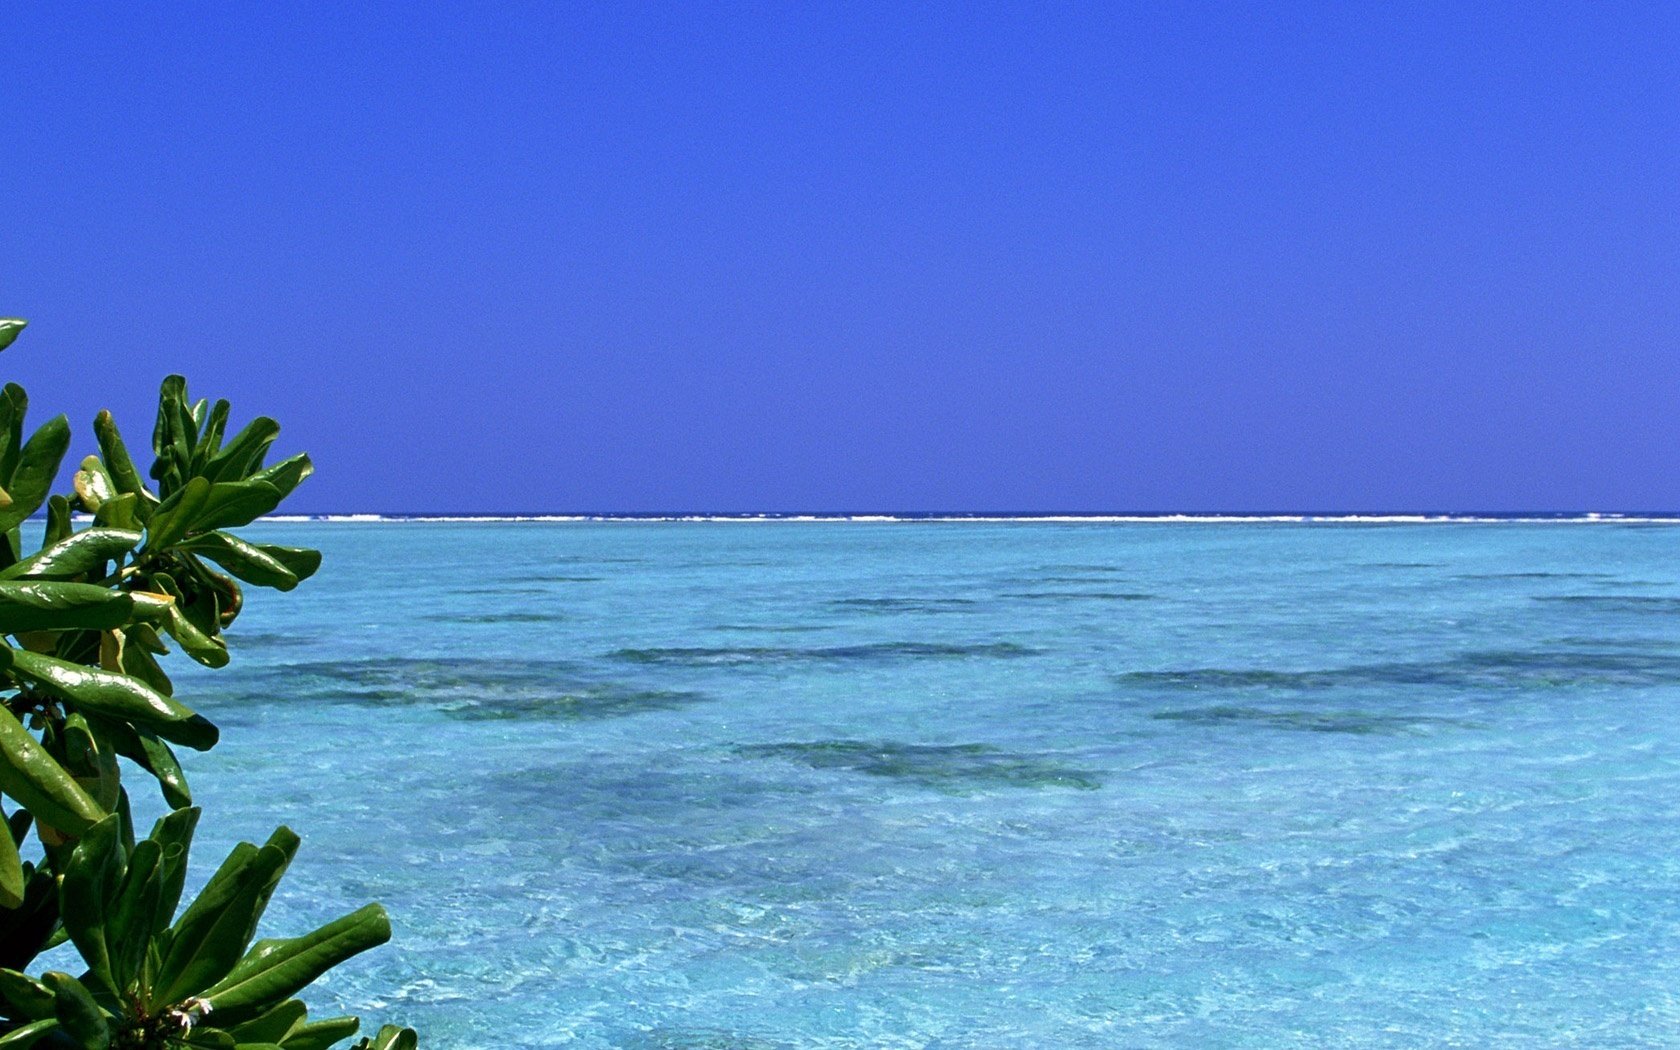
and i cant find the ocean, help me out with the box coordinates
[128,519,1680,1047]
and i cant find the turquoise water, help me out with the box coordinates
[145,522,1680,1047]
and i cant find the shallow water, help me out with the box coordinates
[133,522,1680,1047]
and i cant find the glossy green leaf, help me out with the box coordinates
[0,529,143,582]
[0,321,24,355]
[0,582,133,633]
[136,578,228,669]
[0,416,70,534]
[155,829,299,1006]
[42,497,71,549]
[182,1030,237,1049]
[0,812,21,910]
[106,720,192,809]
[201,903,391,1027]
[248,454,313,499]
[152,376,195,497]
[107,837,166,991]
[279,1016,359,1050]
[8,649,218,750]
[43,972,109,1050]
[0,968,53,1020]
[59,815,125,995]
[358,1025,417,1050]
[227,998,307,1044]
[191,481,284,534]
[146,476,211,552]
[181,534,301,591]
[93,492,143,531]
[71,456,114,513]
[0,1017,56,1047]
[193,400,232,476]
[202,417,280,484]
[0,385,27,493]
[94,410,151,499]
[0,705,104,835]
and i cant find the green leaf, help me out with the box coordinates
[106,836,166,992]
[201,903,391,1027]
[71,457,114,514]
[227,998,306,1044]
[279,1016,359,1050]
[152,376,194,497]
[181,534,302,592]
[105,720,192,809]
[94,410,152,500]
[0,582,134,633]
[59,815,125,995]
[0,321,25,355]
[8,649,218,750]
[248,454,313,500]
[93,492,143,531]
[193,400,232,477]
[0,968,53,1020]
[155,829,299,1006]
[202,417,280,484]
[358,1025,417,1050]
[133,579,228,669]
[0,817,22,910]
[0,1018,57,1047]
[0,416,70,534]
[0,529,143,582]
[0,705,104,836]
[145,476,211,552]
[43,972,109,1050]
[191,482,284,534]
[0,385,27,494]
[42,496,71,548]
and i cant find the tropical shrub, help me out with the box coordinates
[0,318,416,1049]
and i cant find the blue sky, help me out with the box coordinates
[4,3,1676,511]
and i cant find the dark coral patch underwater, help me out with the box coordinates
[736,740,1103,791]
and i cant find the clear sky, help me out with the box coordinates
[4,3,1676,512]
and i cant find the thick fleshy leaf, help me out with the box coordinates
[71,457,114,513]
[0,385,27,493]
[0,813,21,910]
[0,706,104,835]
[193,400,231,475]
[0,583,133,634]
[0,416,70,534]
[248,453,313,499]
[152,376,195,497]
[0,321,24,354]
[181,534,301,591]
[107,837,166,991]
[94,410,152,499]
[357,1024,417,1050]
[8,649,218,750]
[227,998,307,1044]
[93,492,144,531]
[133,581,228,669]
[146,476,211,552]
[105,719,192,809]
[0,529,142,582]
[42,497,71,548]
[201,903,391,1027]
[280,1016,360,1050]
[59,815,125,994]
[191,481,284,534]
[43,972,109,1049]
[155,829,299,1006]
[202,417,280,484]
[0,968,53,1020]
[0,1018,56,1047]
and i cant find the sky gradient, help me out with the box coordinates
[4,3,1677,512]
